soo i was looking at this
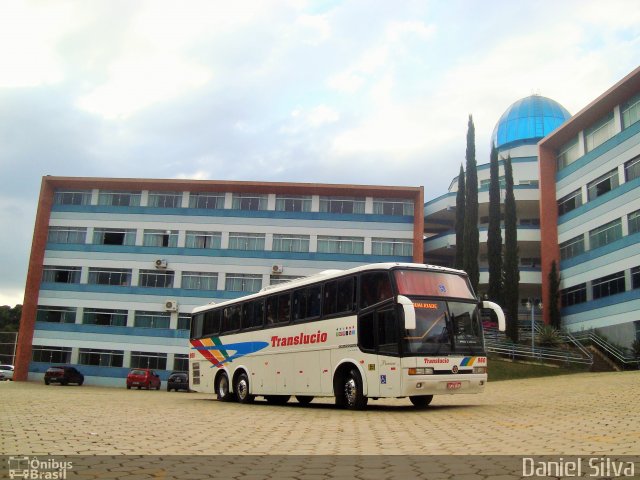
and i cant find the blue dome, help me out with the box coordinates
[492,95,571,151]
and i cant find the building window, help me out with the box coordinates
[143,229,178,248]
[319,196,365,214]
[189,192,225,209]
[139,270,174,288]
[518,180,539,187]
[41,266,81,284]
[83,308,127,326]
[372,238,413,256]
[560,235,585,260]
[622,93,640,129]
[225,274,262,292]
[561,283,587,307]
[148,192,182,208]
[47,227,87,244]
[130,351,167,370]
[587,169,619,201]
[632,267,640,289]
[556,137,580,170]
[589,219,623,250]
[272,234,310,253]
[557,189,582,216]
[78,348,124,367]
[32,345,72,363]
[231,193,267,211]
[228,232,265,251]
[185,231,221,249]
[97,191,141,207]
[275,195,312,212]
[93,228,136,246]
[36,306,76,323]
[177,315,191,331]
[519,218,540,226]
[181,272,218,290]
[53,190,91,206]
[592,271,626,300]
[174,353,189,371]
[520,257,541,268]
[373,198,414,216]
[134,311,171,329]
[585,113,615,153]
[317,235,364,254]
[629,210,640,235]
[625,155,640,182]
[270,275,301,285]
[88,268,131,286]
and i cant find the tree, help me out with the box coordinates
[463,115,479,293]
[487,144,503,304]
[454,164,466,270]
[0,304,22,332]
[503,156,520,342]
[548,260,561,329]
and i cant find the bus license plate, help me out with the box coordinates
[447,381,462,390]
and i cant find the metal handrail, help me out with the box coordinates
[570,330,640,367]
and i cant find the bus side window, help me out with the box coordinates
[222,305,241,333]
[359,272,392,309]
[357,311,375,351]
[242,300,264,329]
[202,310,220,337]
[266,294,290,325]
[336,276,356,313]
[191,313,204,339]
[293,285,321,322]
[323,281,337,316]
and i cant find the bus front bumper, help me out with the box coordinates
[402,373,488,396]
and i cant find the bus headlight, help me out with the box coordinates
[408,367,434,375]
[473,366,487,374]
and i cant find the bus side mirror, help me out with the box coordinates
[482,301,506,332]
[397,295,416,330]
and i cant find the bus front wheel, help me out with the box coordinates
[342,369,368,410]
[216,373,235,401]
[235,373,255,404]
[409,395,433,408]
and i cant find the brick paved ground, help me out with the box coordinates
[1,371,639,456]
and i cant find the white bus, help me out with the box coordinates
[189,263,505,409]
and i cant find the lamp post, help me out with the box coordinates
[526,298,542,354]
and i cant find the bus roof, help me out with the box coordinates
[191,263,467,315]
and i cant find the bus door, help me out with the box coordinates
[358,304,402,397]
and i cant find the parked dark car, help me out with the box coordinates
[167,371,189,392]
[44,366,84,386]
[126,368,161,390]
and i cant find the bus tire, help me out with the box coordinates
[343,369,368,410]
[409,395,433,408]
[235,372,254,404]
[265,395,290,405]
[295,395,314,405]
[216,372,234,401]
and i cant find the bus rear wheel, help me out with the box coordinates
[216,373,235,401]
[235,373,255,404]
[342,369,368,410]
[265,395,290,405]
[409,395,433,408]
[296,395,314,405]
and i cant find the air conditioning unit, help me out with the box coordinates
[164,300,178,312]
[155,259,168,269]
[271,264,284,274]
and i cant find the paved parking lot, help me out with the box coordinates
[1,370,639,457]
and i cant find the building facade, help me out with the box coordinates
[15,177,423,385]
[424,96,571,310]
[539,66,640,347]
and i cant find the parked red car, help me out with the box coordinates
[126,368,161,390]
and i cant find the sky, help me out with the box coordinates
[0,0,639,307]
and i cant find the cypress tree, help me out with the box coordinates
[548,260,561,329]
[454,165,466,270]
[463,115,479,293]
[487,144,503,304]
[503,156,520,342]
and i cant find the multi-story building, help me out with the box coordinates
[539,66,640,347]
[15,177,423,385]
[424,95,571,306]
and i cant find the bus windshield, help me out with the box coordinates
[403,300,485,355]
[394,269,475,299]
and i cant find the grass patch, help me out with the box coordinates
[488,356,590,382]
